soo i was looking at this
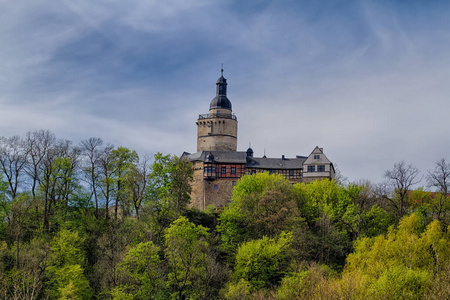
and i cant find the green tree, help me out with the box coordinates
[8,193,34,268]
[218,173,300,260]
[146,153,193,241]
[114,241,164,299]
[343,214,450,299]
[124,154,150,220]
[110,147,139,219]
[164,216,210,299]
[47,229,92,299]
[232,232,293,291]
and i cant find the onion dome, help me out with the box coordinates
[210,68,232,111]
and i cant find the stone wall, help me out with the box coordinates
[203,178,237,208]
[197,117,238,151]
[189,161,205,210]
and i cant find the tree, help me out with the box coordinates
[382,161,422,219]
[8,194,34,268]
[164,216,210,299]
[98,144,115,218]
[110,147,138,219]
[171,157,193,219]
[232,232,293,291]
[124,154,150,220]
[146,153,193,241]
[218,173,300,259]
[24,130,56,199]
[38,139,80,231]
[114,241,164,299]
[343,213,450,299]
[47,229,91,299]
[0,135,28,200]
[80,137,105,218]
[427,158,450,221]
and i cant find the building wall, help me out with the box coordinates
[197,117,238,151]
[203,178,237,208]
[190,161,205,210]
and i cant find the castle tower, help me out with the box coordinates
[196,69,238,152]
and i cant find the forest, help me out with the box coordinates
[0,129,449,299]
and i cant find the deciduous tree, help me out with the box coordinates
[382,161,422,219]
[427,158,450,221]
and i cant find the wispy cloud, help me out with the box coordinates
[1,0,449,184]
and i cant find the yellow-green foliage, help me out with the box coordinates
[224,278,251,300]
[164,216,210,299]
[341,213,450,299]
[233,232,293,290]
[48,229,92,299]
[115,241,163,299]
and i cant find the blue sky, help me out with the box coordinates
[1,0,449,185]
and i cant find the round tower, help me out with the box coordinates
[196,69,238,152]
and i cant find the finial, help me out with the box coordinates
[221,63,224,76]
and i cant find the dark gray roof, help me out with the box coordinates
[247,157,306,170]
[182,151,307,169]
[183,151,248,163]
[210,95,232,110]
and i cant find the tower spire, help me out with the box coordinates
[221,63,224,76]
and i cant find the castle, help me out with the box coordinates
[182,70,335,210]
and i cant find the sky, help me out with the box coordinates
[1,0,449,185]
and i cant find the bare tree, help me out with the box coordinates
[98,144,115,219]
[125,153,150,220]
[80,137,104,218]
[427,158,450,220]
[0,136,29,200]
[24,130,56,198]
[383,161,422,218]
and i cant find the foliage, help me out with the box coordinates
[218,173,300,261]
[146,153,193,243]
[115,241,164,299]
[164,216,210,299]
[0,131,450,299]
[233,232,293,290]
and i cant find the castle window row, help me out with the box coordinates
[307,165,327,172]
[204,164,245,179]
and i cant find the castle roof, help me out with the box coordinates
[182,151,308,170]
[210,95,232,110]
[210,70,232,111]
